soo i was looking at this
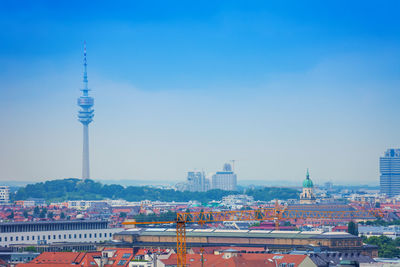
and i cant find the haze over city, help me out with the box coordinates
[1,1,400,184]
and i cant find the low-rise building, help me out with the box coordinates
[0,220,123,248]
[358,225,400,239]
[160,253,317,267]
[114,228,378,257]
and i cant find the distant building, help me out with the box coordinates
[299,169,316,204]
[324,182,333,190]
[186,171,208,192]
[359,225,400,239]
[212,163,237,191]
[0,186,10,203]
[380,149,400,197]
[221,194,254,208]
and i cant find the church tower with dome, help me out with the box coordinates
[299,169,316,204]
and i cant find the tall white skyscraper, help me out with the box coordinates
[212,163,237,191]
[380,149,400,197]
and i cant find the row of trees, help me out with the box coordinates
[348,221,400,258]
[13,178,299,203]
[362,235,400,258]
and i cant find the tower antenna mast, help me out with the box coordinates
[77,41,94,180]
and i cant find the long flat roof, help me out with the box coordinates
[0,220,108,226]
[117,228,358,239]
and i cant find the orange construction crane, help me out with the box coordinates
[123,205,383,267]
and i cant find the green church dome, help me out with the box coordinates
[302,169,314,188]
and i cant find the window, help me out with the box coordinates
[79,234,82,238]
[122,253,131,258]
[69,234,72,239]
[279,264,287,267]
[21,236,24,241]
[109,233,112,237]
[288,264,295,267]
[74,234,77,238]
[94,233,97,238]
[117,260,127,265]
[43,235,45,240]
[15,236,18,241]
[10,237,13,241]
[32,236,35,240]
[64,234,66,239]
[84,234,87,238]
[89,233,92,238]
[27,236,29,241]
[59,235,61,239]
[0,237,2,242]
[53,235,56,239]
[99,233,102,238]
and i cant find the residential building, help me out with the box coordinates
[0,186,9,203]
[380,149,400,197]
[212,163,237,191]
[160,253,317,267]
[186,171,207,192]
[0,220,123,247]
[15,251,101,266]
[221,194,254,208]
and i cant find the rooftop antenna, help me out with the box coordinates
[230,160,236,172]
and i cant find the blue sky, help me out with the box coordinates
[0,1,399,185]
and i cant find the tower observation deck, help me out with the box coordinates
[77,43,94,180]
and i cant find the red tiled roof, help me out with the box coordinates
[28,252,82,264]
[191,246,265,254]
[16,251,101,266]
[161,253,309,267]
[16,264,76,267]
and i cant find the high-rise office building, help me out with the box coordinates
[186,171,207,192]
[212,163,237,191]
[0,186,10,203]
[77,43,94,180]
[380,149,400,197]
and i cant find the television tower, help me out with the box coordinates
[77,42,94,180]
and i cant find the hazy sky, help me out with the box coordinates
[0,1,399,185]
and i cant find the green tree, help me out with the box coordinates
[7,211,14,219]
[60,212,65,219]
[364,235,400,258]
[25,246,37,252]
[23,210,29,218]
[39,210,46,219]
[33,206,40,217]
[120,212,127,218]
[348,221,358,236]
[47,211,54,219]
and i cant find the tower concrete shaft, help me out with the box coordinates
[77,42,94,180]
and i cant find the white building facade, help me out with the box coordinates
[212,163,237,191]
[0,220,123,247]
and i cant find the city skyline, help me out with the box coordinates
[0,1,400,184]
